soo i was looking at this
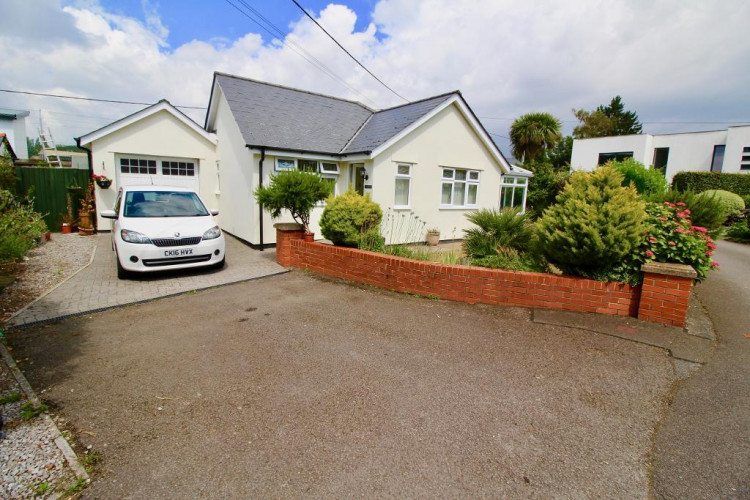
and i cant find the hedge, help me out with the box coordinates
[672,172,750,196]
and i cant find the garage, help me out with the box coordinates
[77,100,218,229]
[116,154,201,192]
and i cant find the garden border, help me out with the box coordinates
[276,226,696,327]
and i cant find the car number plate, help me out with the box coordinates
[164,249,194,257]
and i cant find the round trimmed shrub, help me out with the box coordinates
[536,167,646,271]
[320,190,383,247]
[695,190,745,219]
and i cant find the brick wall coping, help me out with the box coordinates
[273,222,304,231]
[641,262,697,279]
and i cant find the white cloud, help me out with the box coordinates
[0,0,748,149]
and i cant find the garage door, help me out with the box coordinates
[116,155,200,193]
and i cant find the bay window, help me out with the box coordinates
[500,176,527,210]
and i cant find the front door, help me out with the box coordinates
[351,163,365,195]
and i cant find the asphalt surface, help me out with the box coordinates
[7,272,676,498]
[652,240,750,499]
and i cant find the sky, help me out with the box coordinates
[0,0,748,156]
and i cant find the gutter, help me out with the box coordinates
[75,137,96,230]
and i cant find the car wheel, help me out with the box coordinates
[116,253,130,280]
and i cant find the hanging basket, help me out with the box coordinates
[95,179,112,189]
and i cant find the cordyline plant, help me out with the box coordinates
[254,170,332,231]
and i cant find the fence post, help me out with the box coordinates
[274,223,305,267]
[638,262,697,327]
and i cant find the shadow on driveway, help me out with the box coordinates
[7,271,676,498]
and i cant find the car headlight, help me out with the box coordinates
[120,229,151,244]
[202,225,221,240]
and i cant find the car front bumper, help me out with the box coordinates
[115,236,225,273]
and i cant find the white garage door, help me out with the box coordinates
[116,155,200,193]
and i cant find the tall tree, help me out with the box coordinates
[572,95,642,138]
[509,112,562,163]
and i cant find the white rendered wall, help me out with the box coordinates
[0,116,29,159]
[723,126,750,174]
[88,109,217,229]
[651,130,727,179]
[570,135,650,172]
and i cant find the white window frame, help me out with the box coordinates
[275,158,296,171]
[320,162,340,174]
[394,163,412,208]
[440,167,480,208]
[741,146,750,171]
[499,176,528,212]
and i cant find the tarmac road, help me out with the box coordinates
[6,271,676,498]
[652,240,750,499]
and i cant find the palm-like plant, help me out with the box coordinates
[462,208,534,258]
[509,112,562,163]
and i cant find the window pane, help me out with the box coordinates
[277,159,294,170]
[455,170,467,181]
[443,169,454,179]
[397,164,410,176]
[501,187,514,208]
[513,187,525,208]
[468,171,479,180]
[441,183,452,204]
[395,178,410,205]
[516,178,526,184]
[453,182,465,205]
[467,184,478,204]
[320,162,338,173]
[299,160,317,172]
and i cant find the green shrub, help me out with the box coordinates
[654,189,728,233]
[696,189,745,219]
[471,246,544,272]
[672,172,750,196]
[625,202,718,281]
[524,161,570,218]
[463,208,534,258]
[606,157,668,197]
[726,221,750,242]
[0,153,18,193]
[320,191,383,247]
[254,170,332,230]
[0,189,47,263]
[536,167,646,271]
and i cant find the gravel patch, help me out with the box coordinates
[1,351,77,498]
[0,233,95,322]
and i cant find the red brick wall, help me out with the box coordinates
[275,232,695,326]
[638,272,694,327]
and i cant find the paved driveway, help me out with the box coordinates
[7,271,676,498]
[7,233,285,327]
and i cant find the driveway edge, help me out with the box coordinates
[0,341,90,483]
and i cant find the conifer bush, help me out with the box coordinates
[536,167,646,272]
[320,190,382,247]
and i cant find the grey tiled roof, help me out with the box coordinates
[215,74,372,154]
[213,73,460,155]
[342,93,456,154]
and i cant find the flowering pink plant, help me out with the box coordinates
[92,173,111,182]
[632,202,718,281]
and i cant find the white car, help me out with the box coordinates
[101,186,225,279]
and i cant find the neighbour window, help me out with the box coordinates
[441,168,479,207]
[320,162,340,174]
[275,158,296,171]
[120,158,156,175]
[741,146,750,171]
[394,164,411,207]
[162,161,195,176]
[298,159,318,172]
[710,145,725,173]
[653,148,669,177]
[500,176,527,210]
[597,152,633,165]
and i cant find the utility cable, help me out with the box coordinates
[289,0,409,103]
[0,89,205,109]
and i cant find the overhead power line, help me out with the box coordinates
[223,0,378,108]
[0,88,205,109]
[289,0,409,103]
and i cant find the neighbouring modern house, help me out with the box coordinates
[0,107,30,159]
[570,125,750,181]
[79,72,531,246]
[0,133,17,160]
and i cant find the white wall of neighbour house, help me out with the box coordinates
[370,103,506,244]
[0,116,29,159]
[723,126,750,174]
[651,130,727,179]
[89,109,218,229]
[212,91,257,243]
[570,135,651,171]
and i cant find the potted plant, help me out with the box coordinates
[78,182,96,235]
[254,170,332,240]
[61,213,75,234]
[426,227,441,246]
[93,174,112,189]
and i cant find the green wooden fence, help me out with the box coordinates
[15,167,90,232]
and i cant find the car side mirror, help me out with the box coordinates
[210,209,219,216]
[100,210,118,219]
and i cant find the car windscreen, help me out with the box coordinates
[123,191,210,218]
